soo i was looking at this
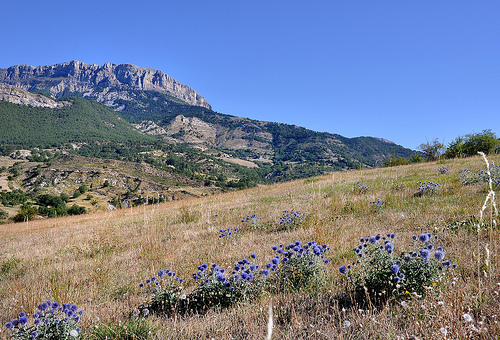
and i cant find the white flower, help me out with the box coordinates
[439,327,447,336]
[342,320,351,328]
[70,329,79,337]
[180,294,187,300]
[463,313,474,323]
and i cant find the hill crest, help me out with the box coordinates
[0,60,211,110]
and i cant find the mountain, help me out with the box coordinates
[0,60,211,109]
[0,61,415,179]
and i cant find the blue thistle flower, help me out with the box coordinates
[420,249,431,259]
[251,253,257,259]
[434,250,445,260]
[385,242,394,254]
[419,233,430,242]
[390,264,400,274]
[31,331,38,338]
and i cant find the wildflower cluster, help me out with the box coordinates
[460,165,500,188]
[138,239,331,315]
[370,199,385,213]
[138,269,185,315]
[268,241,330,292]
[339,232,456,305]
[219,227,238,238]
[5,300,83,339]
[278,210,306,230]
[416,181,439,196]
[241,214,262,229]
[189,254,266,312]
[438,166,449,174]
[354,181,370,194]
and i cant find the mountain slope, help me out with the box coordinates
[0,88,155,148]
[0,61,415,177]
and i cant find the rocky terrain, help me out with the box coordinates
[0,83,71,108]
[0,60,211,109]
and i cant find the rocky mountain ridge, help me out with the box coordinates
[0,60,211,110]
[0,83,71,108]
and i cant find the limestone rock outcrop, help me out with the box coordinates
[0,60,211,110]
[0,83,71,108]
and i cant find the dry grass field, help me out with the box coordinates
[1,155,499,339]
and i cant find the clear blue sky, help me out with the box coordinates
[1,1,499,150]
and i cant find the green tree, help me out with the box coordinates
[446,129,499,158]
[418,139,445,161]
[13,205,38,222]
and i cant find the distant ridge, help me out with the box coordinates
[0,60,211,110]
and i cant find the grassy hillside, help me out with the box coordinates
[1,155,499,339]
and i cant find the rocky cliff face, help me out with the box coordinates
[0,83,71,108]
[0,60,211,110]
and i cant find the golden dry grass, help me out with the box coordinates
[1,155,499,339]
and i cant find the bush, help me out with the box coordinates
[137,239,330,316]
[13,205,38,222]
[68,205,86,216]
[415,181,439,196]
[241,214,263,229]
[460,165,500,188]
[5,300,84,339]
[446,129,499,158]
[268,241,330,293]
[138,269,186,316]
[339,232,456,305]
[278,210,306,231]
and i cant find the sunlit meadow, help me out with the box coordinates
[1,155,499,339]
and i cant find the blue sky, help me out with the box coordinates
[1,1,499,150]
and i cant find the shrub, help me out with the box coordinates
[415,181,439,196]
[67,205,86,216]
[241,214,263,229]
[13,205,38,222]
[278,210,306,230]
[219,227,239,238]
[5,300,84,339]
[460,165,500,188]
[446,129,499,158]
[267,241,330,293]
[187,258,266,313]
[339,232,456,305]
[138,269,185,316]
